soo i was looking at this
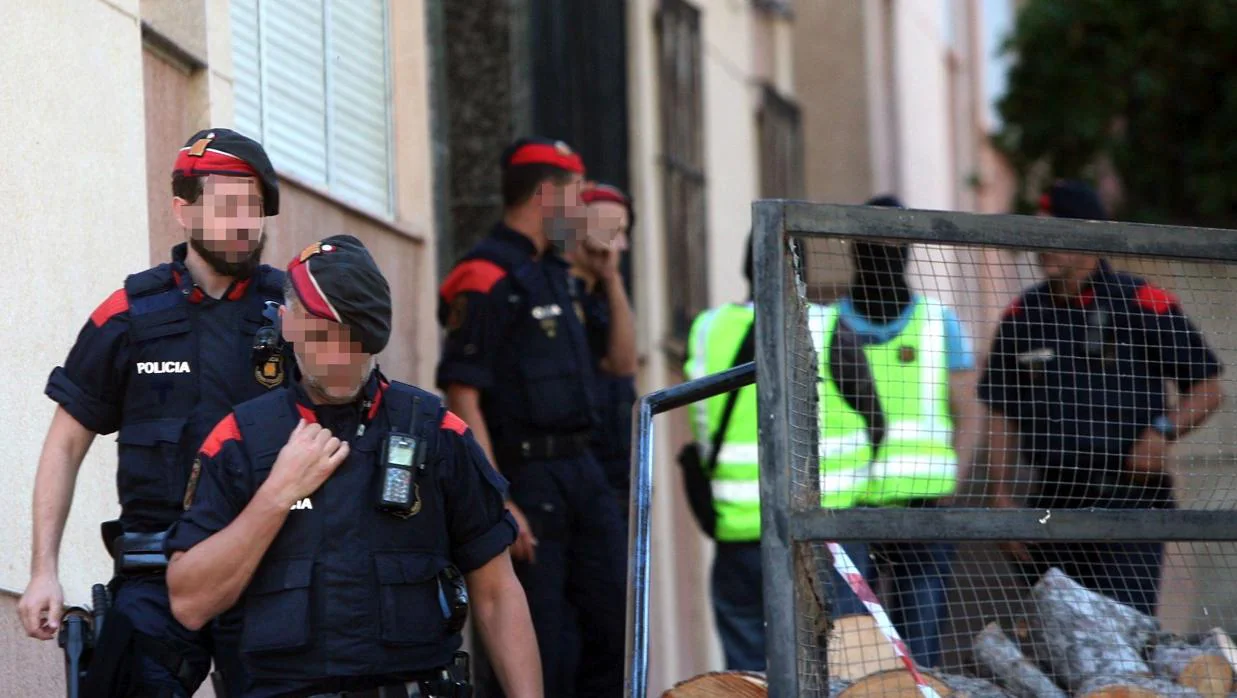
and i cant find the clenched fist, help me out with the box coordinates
[260,420,350,509]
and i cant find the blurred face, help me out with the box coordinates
[852,240,909,278]
[585,200,630,252]
[176,175,266,278]
[280,300,373,404]
[541,173,587,245]
[1037,251,1100,285]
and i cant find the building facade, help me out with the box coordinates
[0,1,1067,695]
[0,1,436,694]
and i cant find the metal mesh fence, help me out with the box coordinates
[754,202,1237,698]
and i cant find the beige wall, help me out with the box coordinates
[0,0,149,691]
[145,45,200,262]
[0,0,148,601]
[627,0,796,692]
[388,0,439,386]
[893,0,954,211]
[0,1,436,694]
[794,0,874,207]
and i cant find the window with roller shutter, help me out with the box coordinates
[230,0,394,217]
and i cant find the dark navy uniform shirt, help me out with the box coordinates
[978,260,1222,507]
[166,374,516,697]
[46,243,285,531]
[571,273,637,494]
[436,224,597,448]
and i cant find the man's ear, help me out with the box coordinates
[172,197,189,229]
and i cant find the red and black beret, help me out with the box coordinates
[173,128,280,216]
[287,235,392,355]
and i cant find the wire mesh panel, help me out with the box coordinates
[754,201,1237,698]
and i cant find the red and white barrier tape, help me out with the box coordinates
[825,542,941,698]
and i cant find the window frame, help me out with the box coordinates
[657,0,710,357]
[757,84,805,200]
[232,0,397,220]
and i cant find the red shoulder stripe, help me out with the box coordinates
[440,410,469,435]
[200,414,242,458]
[90,289,129,327]
[439,260,507,302]
[1001,297,1024,319]
[1135,284,1179,315]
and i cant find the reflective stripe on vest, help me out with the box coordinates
[685,304,761,542]
[850,297,957,505]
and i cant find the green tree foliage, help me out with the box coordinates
[996,0,1237,226]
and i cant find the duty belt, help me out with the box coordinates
[307,656,472,698]
[497,431,591,462]
[308,682,420,698]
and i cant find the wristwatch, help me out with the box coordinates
[1151,414,1179,442]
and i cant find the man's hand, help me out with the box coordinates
[506,501,539,564]
[990,494,1032,563]
[1127,429,1169,481]
[259,420,350,509]
[18,573,64,640]
[579,238,620,282]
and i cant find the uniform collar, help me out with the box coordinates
[492,223,538,257]
[1060,258,1113,308]
[170,242,253,304]
[289,368,390,426]
[491,222,567,266]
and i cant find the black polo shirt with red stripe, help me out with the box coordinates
[46,243,284,531]
[166,373,512,577]
[978,259,1222,507]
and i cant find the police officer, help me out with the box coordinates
[682,234,897,671]
[980,180,1225,615]
[18,128,285,697]
[682,237,771,671]
[165,235,542,698]
[571,183,637,512]
[436,138,626,697]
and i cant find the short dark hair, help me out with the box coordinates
[283,277,297,308]
[172,172,205,204]
[502,164,574,208]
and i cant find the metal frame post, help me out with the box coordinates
[753,201,800,698]
[624,363,758,698]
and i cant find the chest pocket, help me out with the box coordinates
[507,267,590,430]
[373,552,451,646]
[115,418,187,508]
[241,557,314,655]
[129,299,192,344]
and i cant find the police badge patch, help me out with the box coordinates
[390,484,423,520]
[255,354,285,388]
[447,295,468,332]
[183,457,202,510]
[899,345,916,363]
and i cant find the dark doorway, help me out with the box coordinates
[529,0,631,195]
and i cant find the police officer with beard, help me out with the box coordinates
[437,138,626,697]
[18,128,286,697]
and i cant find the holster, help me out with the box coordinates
[425,652,473,698]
